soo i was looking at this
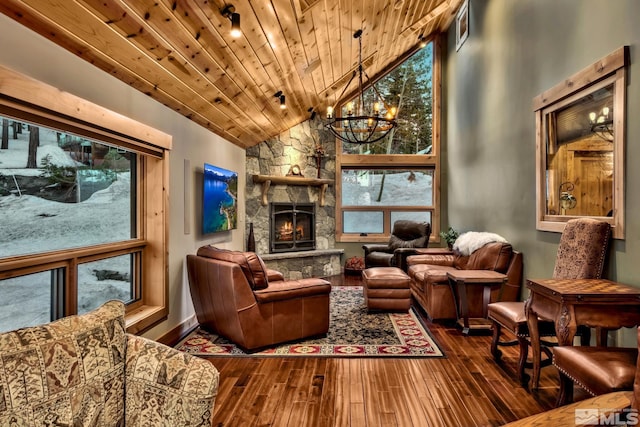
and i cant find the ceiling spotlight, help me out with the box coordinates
[418,34,427,48]
[274,91,286,109]
[221,4,241,38]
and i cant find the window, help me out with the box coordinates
[0,123,136,259]
[337,39,441,242]
[0,65,171,333]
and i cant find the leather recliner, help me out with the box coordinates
[362,220,431,271]
[186,246,332,351]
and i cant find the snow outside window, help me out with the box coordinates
[0,117,138,331]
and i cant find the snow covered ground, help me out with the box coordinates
[341,169,433,232]
[0,124,131,331]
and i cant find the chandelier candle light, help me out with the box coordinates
[325,29,398,144]
[589,106,613,141]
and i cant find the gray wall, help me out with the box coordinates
[446,0,640,342]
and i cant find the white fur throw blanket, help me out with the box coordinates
[452,232,508,256]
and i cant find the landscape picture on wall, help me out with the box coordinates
[203,163,237,234]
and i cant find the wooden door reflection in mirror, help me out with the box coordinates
[534,47,627,239]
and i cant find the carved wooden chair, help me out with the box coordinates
[487,218,611,388]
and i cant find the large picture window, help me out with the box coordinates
[0,121,136,258]
[0,65,170,333]
[337,39,440,242]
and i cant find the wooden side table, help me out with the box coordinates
[525,278,640,390]
[447,270,507,335]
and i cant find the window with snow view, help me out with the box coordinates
[0,66,171,333]
[0,118,137,329]
[341,169,433,235]
[0,121,135,257]
[336,40,439,241]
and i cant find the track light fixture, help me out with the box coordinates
[418,34,428,48]
[221,4,241,38]
[274,91,286,109]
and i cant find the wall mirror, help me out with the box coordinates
[534,46,628,239]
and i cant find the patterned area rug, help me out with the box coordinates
[176,286,444,358]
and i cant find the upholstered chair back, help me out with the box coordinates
[466,242,513,272]
[552,218,611,279]
[0,300,219,426]
[388,220,431,249]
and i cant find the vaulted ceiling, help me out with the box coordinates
[0,0,463,148]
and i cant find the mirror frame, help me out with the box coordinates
[534,46,628,239]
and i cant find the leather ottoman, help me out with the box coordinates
[362,267,412,312]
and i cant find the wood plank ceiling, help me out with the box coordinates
[0,0,463,148]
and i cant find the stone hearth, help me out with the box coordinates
[260,249,344,280]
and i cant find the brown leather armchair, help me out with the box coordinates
[186,246,332,351]
[502,327,639,426]
[554,341,637,406]
[362,220,431,271]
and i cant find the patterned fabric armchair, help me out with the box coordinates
[0,300,219,426]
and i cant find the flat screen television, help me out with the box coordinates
[203,163,238,234]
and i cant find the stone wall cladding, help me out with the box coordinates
[262,254,342,281]
[245,120,338,278]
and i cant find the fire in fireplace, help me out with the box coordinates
[270,203,315,253]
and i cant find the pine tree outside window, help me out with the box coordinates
[337,38,440,242]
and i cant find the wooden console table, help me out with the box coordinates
[526,278,640,390]
[252,175,334,206]
[447,270,507,335]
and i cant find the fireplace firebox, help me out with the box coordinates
[270,203,315,253]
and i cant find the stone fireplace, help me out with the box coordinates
[270,203,315,253]
[245,120,343,279]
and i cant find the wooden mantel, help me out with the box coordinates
[252,175,335,206]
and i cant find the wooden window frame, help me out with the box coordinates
[0,64,171,333]
[336,36,442,244]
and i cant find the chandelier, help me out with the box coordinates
[588,106,613,141]
[324,30,397,144]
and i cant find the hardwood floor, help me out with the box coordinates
[202,274,580,427]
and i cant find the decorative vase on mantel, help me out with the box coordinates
[247,222,256,252]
